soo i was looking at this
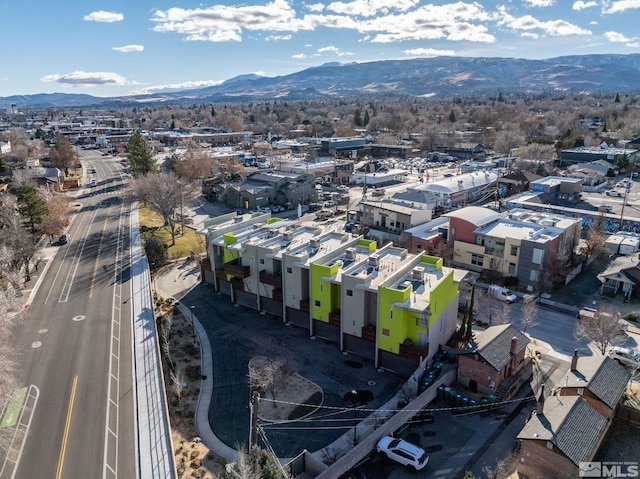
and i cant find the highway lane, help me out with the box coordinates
[11,153,136,479]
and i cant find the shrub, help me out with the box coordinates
[626,311,637,322]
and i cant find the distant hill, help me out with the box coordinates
[3,54,640,108]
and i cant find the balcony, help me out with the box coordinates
[399,340,429,362]
[224,259,250,279]
[259,270,282,287]
[272,289,283,302]
[299,299,310,313]
[361,325,376,342]
[329,310,341,327]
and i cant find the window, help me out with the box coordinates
[510,245,518,256]
[259,259,265,264]
[508,263,516,275]
[382,328,390,337]
[416,244,422,250]
[471,254,484,266]
[286,267,292,273]
[532,248,544,265]
[346,289,353,296]
[529,270,539,282]
[314,300,321,307]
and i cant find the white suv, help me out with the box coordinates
[376,436,429,471]
[608,346,640,370]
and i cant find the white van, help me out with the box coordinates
[315,209,335,220]
[488,285,517,303]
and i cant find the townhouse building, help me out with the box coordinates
[226,170,317,210]
[199,212,461,375]
[560,145,638,167]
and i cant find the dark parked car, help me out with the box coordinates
[56,234,69,245]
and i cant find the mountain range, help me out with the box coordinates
[4,54,640,108]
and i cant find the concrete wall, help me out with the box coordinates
[312,370,455,479]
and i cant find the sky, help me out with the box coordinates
[1,0,639,98]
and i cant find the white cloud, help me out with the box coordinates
[523,0,555,6]
[113,45,144,53]
[497,6,591,36]
[292,53,307,59]
[265,34,292,41]
[151,0,312,42]
[83,11,124,23]
[324,0,419,18]
[41,71,128,87]
[317,45,353,56]
[605,31,640,46]
[572,1,598,10]
[603,0,640,14]
[130,80,223,95]
[402,48,456,57]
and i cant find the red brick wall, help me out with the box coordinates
[458,354,499,394]
[559,388,613,418]
[517,440,577,479]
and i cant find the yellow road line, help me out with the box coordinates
[56,375,78,479]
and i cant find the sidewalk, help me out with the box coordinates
[153,260,238,463]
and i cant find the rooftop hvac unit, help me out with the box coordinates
[233,216,243,223]
[282,231,292,242]
[412,266,425,280]
[310,238,320,248]
[345,247,356,259]
[368,254,380,267]
[400,280,412,291]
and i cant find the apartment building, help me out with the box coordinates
[199,213,461,375]
[445,206,581,291]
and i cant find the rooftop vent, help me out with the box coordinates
[282,231,292,242]
[233,216,243,223]
[345,247,356,259]
[310,238,320,248]
[368,254,380,267]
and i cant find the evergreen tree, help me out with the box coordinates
[354,109,363,127]
[127,130,158,178]
[614,93,620,103]
[448,109,456,123]
[463,285,475,343]
[17,183,48,234]
[363,110,370,126]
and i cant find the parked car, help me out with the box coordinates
[335,185,349,192]
[323,200,336,208]
[90,178,97,186]
[376,436,429,471]
[598,204,613,212]
[607,346,640,370]
[605,189,624,197]
[344,221,356,232]
[259,206,271,213]
[55,234,69,246]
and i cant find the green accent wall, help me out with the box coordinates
[222,232,239,281]
[310,262,341,322]
[358,238,377,251]
[378,284,412,354]
[378,256,458,354]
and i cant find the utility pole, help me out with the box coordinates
[619,170,633,231]
[249,391,259,449]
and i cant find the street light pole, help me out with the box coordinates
[189,305,196,344]
[351,389,358,446]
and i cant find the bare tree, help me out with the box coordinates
[170,147,214,181]
[575,306,626,355]
[0,284,20,455]
[133,173,182,245]
[159,311,175,373]
[169,367,186,404]
[39,193,70,243]
[49,135,77,175]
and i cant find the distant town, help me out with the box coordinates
[2,92,640,479]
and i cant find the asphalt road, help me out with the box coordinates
[11,152,137,479]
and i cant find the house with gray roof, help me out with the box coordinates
[457,323,530,398]
[557,351,631,418]
[516,351,630,479]
[517,395,608,479]
[596,254,640,301]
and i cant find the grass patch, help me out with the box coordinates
[139,206,205,260]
